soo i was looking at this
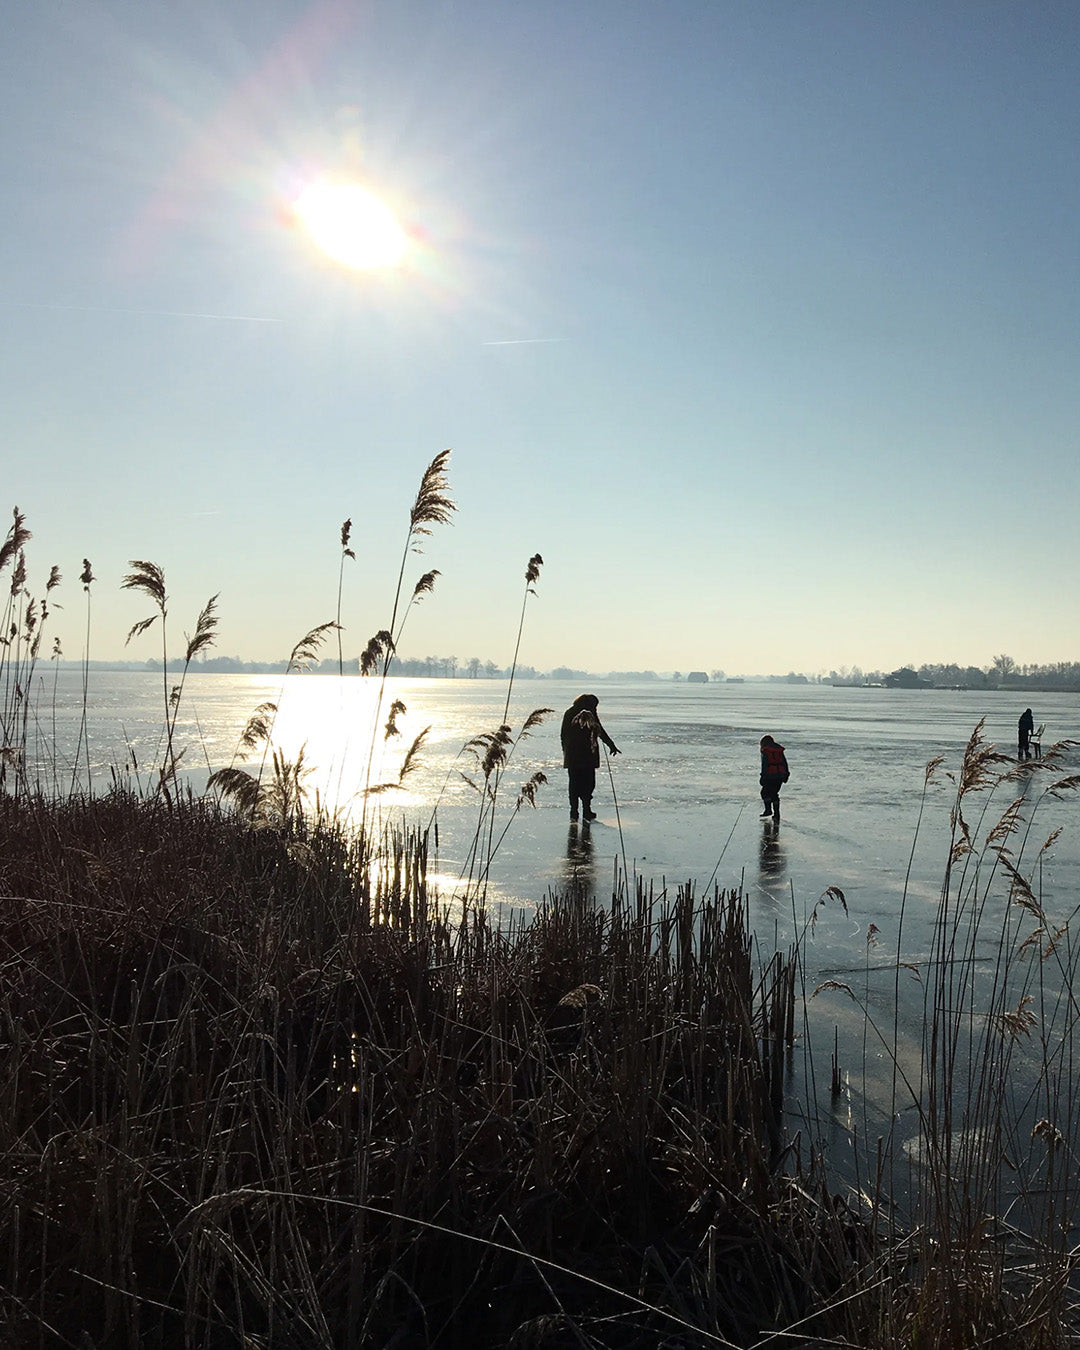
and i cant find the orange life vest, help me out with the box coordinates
[761,744,787,775]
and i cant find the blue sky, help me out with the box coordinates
[3,1,1079,675]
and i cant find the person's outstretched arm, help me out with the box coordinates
[596,719,620,755]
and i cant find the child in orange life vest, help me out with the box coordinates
[759,735,790,820]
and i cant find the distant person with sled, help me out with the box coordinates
[561,694,620,823]
[759,735,790,821]
[1018,708,1035,760]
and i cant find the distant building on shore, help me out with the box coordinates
[883,666,932,689]
[687,671,709,683]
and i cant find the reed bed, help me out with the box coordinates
[0,788,833,1349]
[796,723,1080,1347]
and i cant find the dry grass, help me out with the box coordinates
[798,723,1080,1347]
[0,790,821,1349]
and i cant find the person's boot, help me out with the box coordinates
[760,805,772,817]
[583,799,597,822]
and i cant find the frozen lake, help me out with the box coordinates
[17,670,1080,1209]
[20,671,1080,952]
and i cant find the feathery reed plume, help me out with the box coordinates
[235,702,277,758]
[10,548,27,597]
[515,770,547,810]
[288,621,338,672]
[411,569,439,603]
[184,594,219,663]
[956,718,1011,797]
[474,724,513,781]
[519,706,553,736]
[0,508,30,575]
[387,451,456,649]
[122,559,167,615]
[998,994,1036,1040]
[398,728,427,779]
[384,699,406,739]
[986,797,1024,845]
[410,449,456,537]
[336,518,354,676]
[809,884,848,936]
[214,747,316,825]
[1047,772,1080,800]
[365,728,430,795]
[361,629,395,676]
[263,745,313,825]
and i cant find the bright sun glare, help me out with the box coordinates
[294,181,408,270]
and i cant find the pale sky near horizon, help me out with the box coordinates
[3,1,1079,677]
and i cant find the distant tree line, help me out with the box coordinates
[59,655,544,678]
[830,656,1080,693]
[57,655,671,681]
[55,653,1080,691]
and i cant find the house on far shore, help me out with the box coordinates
[883,666,932,689]
[687,671,709,683]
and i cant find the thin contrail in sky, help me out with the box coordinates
[8,302,282,323]
[481,337,566,345]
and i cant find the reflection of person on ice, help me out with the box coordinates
[561,694,620,823]
[759,735,790,821]
[1018,708,1034,760]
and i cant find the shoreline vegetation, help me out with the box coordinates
[4,477,1080,1346]
[40,658,1080,695]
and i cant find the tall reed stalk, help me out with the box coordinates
[336,517,354,677]
[501,552,543,725]
[456,554,550,902]
[0,509,62,796]
[358,451,455,820]
[122,561,219,799]
[70,557,95,794]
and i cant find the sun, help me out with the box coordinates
[294,181,408,270]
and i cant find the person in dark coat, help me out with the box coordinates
[560,694,620,822]
[759,734,790,820]
[1018,708,1034,760]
